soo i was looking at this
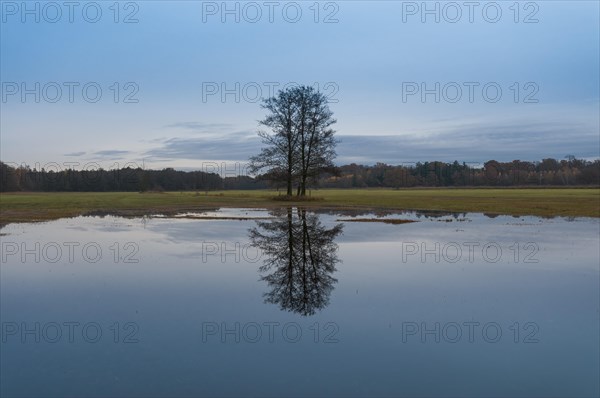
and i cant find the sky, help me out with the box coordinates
[1,0,599,174]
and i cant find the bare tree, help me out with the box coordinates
[249,88,299,196]
[249,85,337,197]
[297,88,337,195]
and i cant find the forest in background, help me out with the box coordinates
[1,158,599,192]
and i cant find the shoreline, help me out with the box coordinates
[1,188,599,224]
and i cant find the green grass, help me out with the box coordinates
[1,188,599,224]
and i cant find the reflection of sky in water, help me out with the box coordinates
[1,210,598,397]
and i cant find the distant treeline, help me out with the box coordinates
[320,159,600,188]
[0,163,252,192]
[1,158,599,192]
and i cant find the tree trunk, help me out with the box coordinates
[287,150,293,196]
[287,176,292,196]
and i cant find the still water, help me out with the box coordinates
[1,208,599,397]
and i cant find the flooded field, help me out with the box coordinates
[1,208,599,397]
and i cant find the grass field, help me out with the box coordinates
[1,188,599,224]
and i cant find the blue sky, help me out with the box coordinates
[1,0,599,171]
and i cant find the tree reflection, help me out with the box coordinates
[249,208,343,316]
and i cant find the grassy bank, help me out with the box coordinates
[1,188,599,224]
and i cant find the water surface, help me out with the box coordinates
[1,209,598,397]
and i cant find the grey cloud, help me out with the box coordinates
[163,122,234,133]
[94,150,131,156]
[144,121,599,165]
[338,122,599,164]
[64,151,86,157]
[145,131,260,162]
[88,150,133,161]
